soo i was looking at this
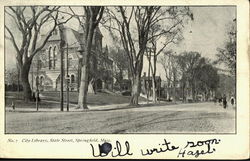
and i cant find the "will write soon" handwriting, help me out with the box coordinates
[89,138,221,158]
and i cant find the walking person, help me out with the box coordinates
[218,97,222,106]
[213,97,217,105]
[230,96,235,107]
[222,94,227,109]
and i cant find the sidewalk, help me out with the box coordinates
[6,95,233,113]
[5,98,150,112]
[5,97,179,112]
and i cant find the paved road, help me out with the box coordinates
[5,102,235,134]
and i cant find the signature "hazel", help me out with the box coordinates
[90,141,133,157]
[177,138,221,158]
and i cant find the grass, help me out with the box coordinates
[5,91,147,108]
[5,97,60,110]
[41,91,147,105]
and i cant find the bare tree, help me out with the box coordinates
[4,6,68,101]
[61,7,104,109]
[103,7,156,105]
[109,48,129,90]
[159,50,179,102]
[5,68,19,85]
[75,7,104,109]
[216,18,236,76]
[104,7,192,105]
[147,7,193,103]
[176,51,202,101]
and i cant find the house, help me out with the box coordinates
[29,25,113,92]
[141,72,162,97]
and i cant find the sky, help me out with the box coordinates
[5,6,236,80]
[140,6,236,79]
[173,7,236,60]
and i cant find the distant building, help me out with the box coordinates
[29,25,113,92]
[141,72,162,97]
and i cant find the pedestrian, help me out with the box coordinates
[213,97,217,105]
[218,97,222,106]
[230,96,235,106]
[222,94,227,109]
[32,91,36,102]
[36,89,41,102]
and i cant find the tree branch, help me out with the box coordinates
[31,11,59,58]
[147,20,182,42]
[5,25,20,54]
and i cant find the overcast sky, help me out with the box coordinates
[5,6,236,80]
[147,6,236,79]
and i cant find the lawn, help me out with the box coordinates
[5,97,61,110]
[5,91,147,108]
[41,91,147,105]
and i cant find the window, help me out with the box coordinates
[68,54,73,67]
[37,60,42,70]
[71,74,75,84]
[35,76,39,86]
[48,46,57,69]
[40,76,44,86]
[52,29,58,35]
[53,46,57,69]
[48,46,52,69]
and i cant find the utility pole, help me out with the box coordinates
[36,58,39,111]
[146,47,152,104]
[17,64,20,99]
[31,63,34,91]
[60,45,64,111]
[59,24,65,112]
[77,45,84,92]
[66,43,69,111]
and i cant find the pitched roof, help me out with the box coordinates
[63,27,82,48]
[37,25,82,50]
[37,25,103,53]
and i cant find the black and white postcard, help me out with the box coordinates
[0,0,249,159]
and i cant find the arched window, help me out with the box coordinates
[52,29,58,35]
[37,60,42,70]
[71,74,75,84]
[35,76,39,87]
[53,46,57,69]
[48,46,52,69]
[40,76,44,86]
[68,54,73,68]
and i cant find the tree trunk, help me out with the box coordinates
[78,63,89,109]
[173,85,176,103]
[77,22,95,109]
[130,74,141,106]
[166,87,170,100]
[152,76,157,103]
[20,61,32,102]
[192,83,196,102]
[118,69,123,92]
[182,82,186,103]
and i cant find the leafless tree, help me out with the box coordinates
[216,18,236,76]
[103,6,192,105]
[146,7,193,103]
[4,6,71,101]
[159,50,179,102]
[73,7,104,109]
[175,51,202,101]
[109,47,129,90]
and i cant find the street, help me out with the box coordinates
[5,102,235,134]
